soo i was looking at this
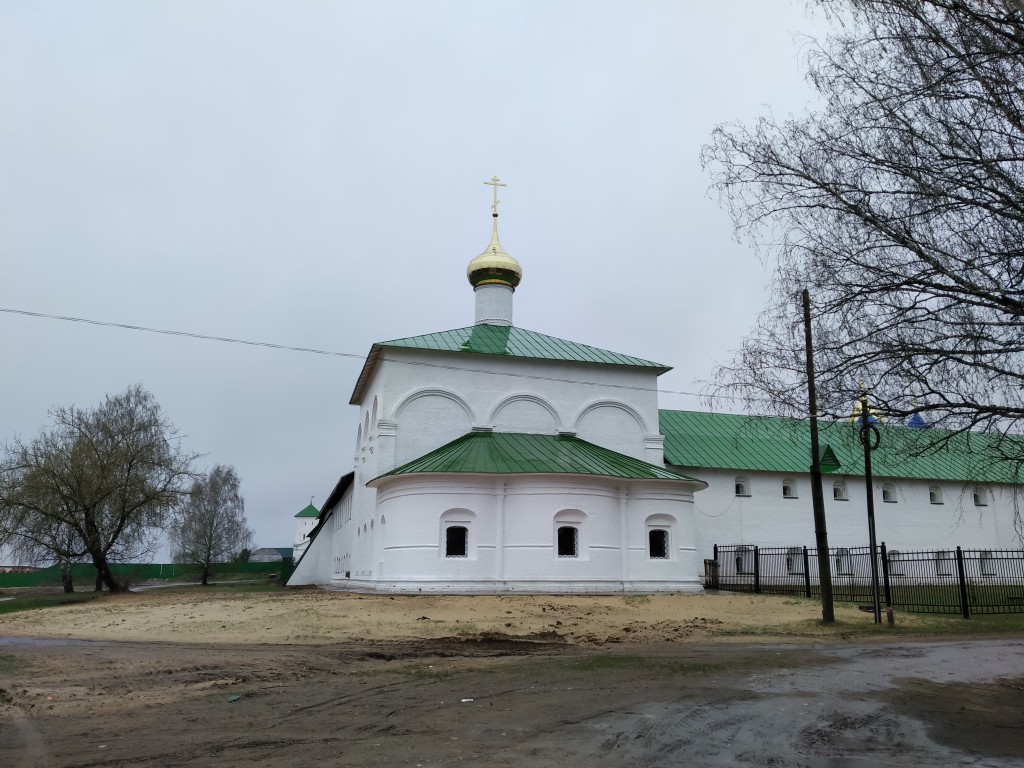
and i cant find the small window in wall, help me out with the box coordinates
[445,526,468,558]
[786,547,804,575]
[973,488,988,507]
[649,529,669,559]
[782,479,797,499]
[557,526,578,558]
[736,545,755,575]
[888,549,905,577]
[935,550,952,576]
[881,483,896,503]
[835,547,852,575]
[833,481,848,501]
[735,477,750,497]
[929,485,943,504]
[980,550,996,576]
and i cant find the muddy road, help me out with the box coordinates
[1,635,1022,767]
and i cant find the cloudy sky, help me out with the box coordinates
[1,1,825,553]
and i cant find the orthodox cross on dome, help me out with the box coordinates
[484,176,507,214]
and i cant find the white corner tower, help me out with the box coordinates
[466,176,522,326]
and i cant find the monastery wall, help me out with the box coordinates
[680,467,1021,557]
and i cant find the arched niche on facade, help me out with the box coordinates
[553,509,587,560]
[572,400,647,457]
[393,389,475,465]
[489,394,561,434]
[645,513,676,560]
[440,508,476,559]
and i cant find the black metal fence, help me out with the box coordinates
[708,543,1024,616]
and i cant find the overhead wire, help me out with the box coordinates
[0,305,774,406]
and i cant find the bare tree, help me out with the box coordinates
[169,465,253,586]
[702,1,1024,457]
[0,385,197,592]
[2,516,86,593]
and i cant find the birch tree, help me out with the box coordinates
[169,465,253,586]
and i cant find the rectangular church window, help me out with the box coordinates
[649,529,669,559]
[445,526,468,558]
[557,526,578,558]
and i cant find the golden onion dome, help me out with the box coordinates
[467,217,522,289]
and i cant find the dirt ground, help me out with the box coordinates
[0,586,879,646]
[2,587,1023,767]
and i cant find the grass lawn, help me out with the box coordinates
[0,581,286,616]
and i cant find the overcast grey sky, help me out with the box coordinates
[1,1,824,552]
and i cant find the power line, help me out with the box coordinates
[0,306,368,360]
[0,305,739,402]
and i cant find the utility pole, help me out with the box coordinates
[858,390,883,624]
[803,289,835,623]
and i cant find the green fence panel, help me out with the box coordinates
[1,560,294,589]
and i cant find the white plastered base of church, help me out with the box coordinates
[290,474,704,594]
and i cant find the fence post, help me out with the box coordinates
[955,546,971,619]
[803,546,812,598]
[880,541,892,608]
[754,545,761,594]
[713,544,718,569]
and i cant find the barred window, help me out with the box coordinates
[445,526,468,558]
[648,529,669,559]
[556,526,578,558]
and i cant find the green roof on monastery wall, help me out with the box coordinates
[658,410,1022,483]
[294,504,319,518]
[350,324,668,403]
[372,431,702,484]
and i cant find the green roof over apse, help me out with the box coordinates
[659,410,1022,484]
[294,504,319,518]
[350,324,669,404]
[370,431,704,485]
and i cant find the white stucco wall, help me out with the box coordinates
[474,283,514,326]
[292,517,317,560]
[314,473,703,593]
[352,348,665,476]
[288,512,333,585]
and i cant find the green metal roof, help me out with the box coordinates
[371,430,704,485]
[294,504,319,518]
[350,324,669,404]
[659,410,1021,483]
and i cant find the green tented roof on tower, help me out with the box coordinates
[370,430,704,485]
[351,324,669,404]
[658,410,1021,483]
[294,504,319,518]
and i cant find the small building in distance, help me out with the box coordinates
[293,503,319,561]
[250,547,294,563]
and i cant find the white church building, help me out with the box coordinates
[289,181,709,593]
[289,181,1022,594]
